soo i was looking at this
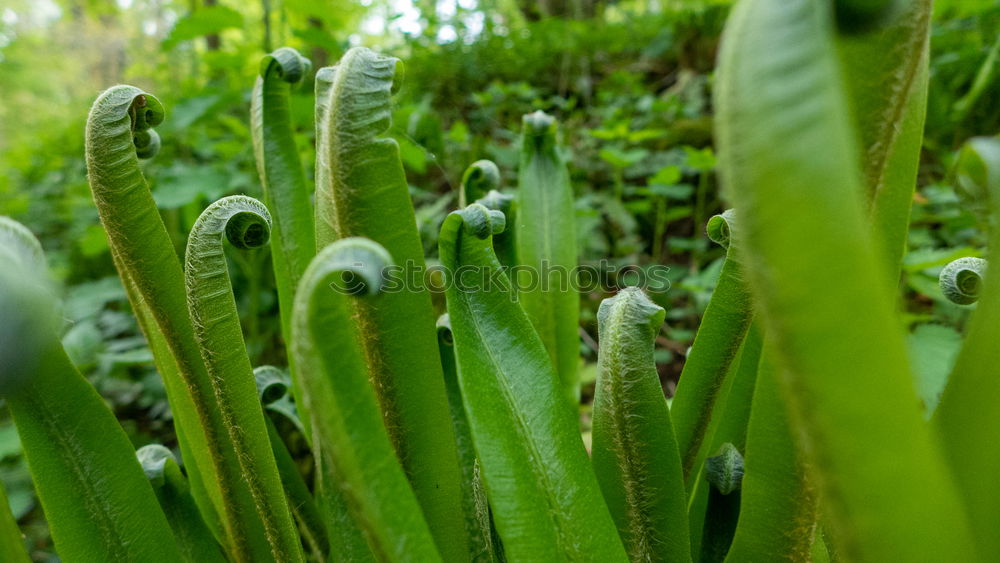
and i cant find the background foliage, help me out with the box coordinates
[0,0,997,557]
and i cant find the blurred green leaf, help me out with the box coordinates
[163,6,244,50]
[650,165,683,186]
[903,247,982,271]
[908,324,961,417]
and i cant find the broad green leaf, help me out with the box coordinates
[314,47,467,559]
[184,195,302,560]
[934,137,1000,559]
[291,239,441,562]
[591,287,691,562]
[836,0,932,278]
[515,111,580,407]
[439,204,627,561]
[0,218,180,562]
[136,445,227,562]
[723,354,816,561]
[714,0,976,559]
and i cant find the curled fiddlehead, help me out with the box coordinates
[439,204,626,561]
[251,47,315,346]
[460,159,501,208]
[184,195,302,561]
[87,86,278,559]
[473,187,517,269]
[0,219,181,562]
[136,445,226,562]
[671,209,753,487]
[133,128,161,159]
[590,287,691,562]
[515,110,580,408]
[260,47,312,83]
[315,47,468,558]
[705,443,744,497]
[706,209,736,248]
[939,257,986,305]
[291,238,441,561]
[254,365,289,405]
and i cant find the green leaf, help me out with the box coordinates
[599,147,649,169]
[714,0,977,559]
[315,47,468,559]
[836,0,932,279]
[251,366,329,558]
[0,426,21,462]
[591,287,691,562]
[515,111,580,407]
[908,324,961,417]
[184,195,303,560]
[0,219,180,562]
[436,315,500,562]
[85,86,286,560]
[136,445,227,562]
[0,479,27,563]
[251,47,316,348]
[723,354,817,561]
[163,6,244,50]
[650,164,683,186]
[671,211,753,486]
[151,166,229,209]
[439,204,627,561]
[688,323,765,558]
[291,239,441,562]
[934,137,1000,559]
[683,146,716,171]
[903,246,982,272]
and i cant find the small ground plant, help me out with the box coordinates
[0,0,997,561]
